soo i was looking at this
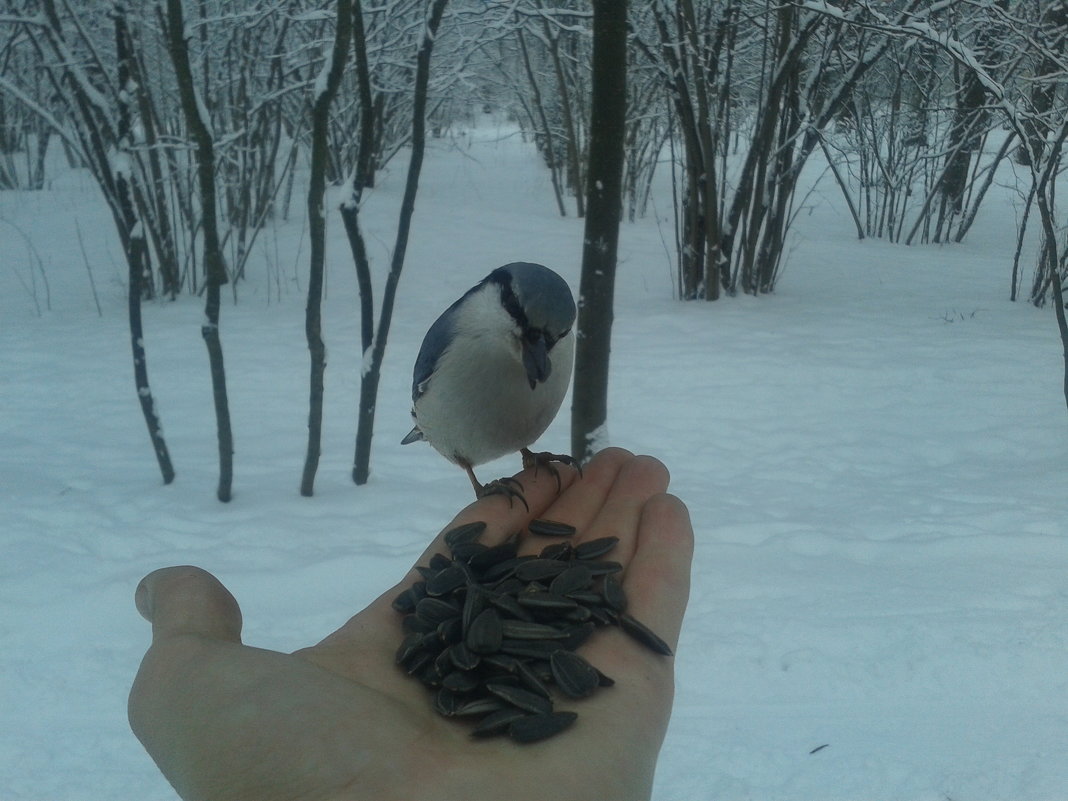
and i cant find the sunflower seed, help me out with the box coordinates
[582,560,624,576]
[485,681,554,714]
[515,659,552,698]
[501,620,570,640]
[395,632,428,666]
[461,585,485,632]
[499,639,562,660]
[479,556,529,583]
[508,711,578,743]
[550,565,593,596]
[558,621,596,651]
[550,650,600,699]
[516,591,577,611]
[450,541,488,563]
[455,697,507,717]
[443,670,482,693]
[444,520,487,549]
[404,647,435,676]
[402,613,435,634]
[471,708,529,737]
[436,616,462,645]
[470,540,519,571]
[574,536,620,560]
[419,659,447,686]
[429,552,453,572]
[433,647,454,675]
[563,605,593,623]
[564,590,603,606]
[449,642,481,671]
[395,516,673,742]
[480,653,518,673]
[426,564,469,596]
[528,519,577,537]
[391,587,419,613]
[619,612,674,656]
[488,592,534,622]
[588,606,619,626]
[466,607,503,654]
[434,687,461,716]
[515,559,570,582]
[527,659,553,682]
[539,542,574,560]
[603,573,627,612]
[415,596,459,625]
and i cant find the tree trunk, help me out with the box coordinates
[165,0,233,501]
[352,0,449,485]
[571,0,626,463]
[341,0,377,365]
[300,0,353,497]
[1052,269,1068,416]
[516,27,568,217]
[351,0,376,195]
[545,22,585,218]
[1018,1,1068,167]
[117,6,175,485]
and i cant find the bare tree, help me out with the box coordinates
[349,0,450,486]
[808,0,1068,415]
[300,0,352,498]
[164,0,234,501]
[0,0,177,484]
[508,2,592,217]
[571,0,627,462]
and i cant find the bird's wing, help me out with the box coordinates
[411,297,464,403]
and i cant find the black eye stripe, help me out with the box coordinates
[493,273,530,331]
[490,271,567,349]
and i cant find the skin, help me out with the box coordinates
[129,448,695,801]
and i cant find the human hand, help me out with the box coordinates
[129,448,694,801]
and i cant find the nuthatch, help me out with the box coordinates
[402,262,578,503]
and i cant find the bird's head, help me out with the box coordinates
[489,262,576,389]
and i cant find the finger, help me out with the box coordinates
[617,493,694,653]
[135,566,243,644]
[560,452,671,566]
[406,457,583,571]
[529,447,634,546]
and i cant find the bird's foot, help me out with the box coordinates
[477,476,529,512]
[520,448,583,492]
[463,463,529,510]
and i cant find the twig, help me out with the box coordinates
[74,218,103,317]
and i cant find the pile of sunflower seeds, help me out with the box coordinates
[392,519,672,743]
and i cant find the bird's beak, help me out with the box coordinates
[521,333,551,389]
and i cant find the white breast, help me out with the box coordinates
[412,287,574,467]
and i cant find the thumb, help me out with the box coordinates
[135,566,243,643]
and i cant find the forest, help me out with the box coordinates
[3,0,1068,489]
[5,4,1068,799]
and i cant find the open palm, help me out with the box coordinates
[129,448,694,801]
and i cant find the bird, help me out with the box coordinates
[401,261,578,505]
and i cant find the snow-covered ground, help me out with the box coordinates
[2,123,1067,800]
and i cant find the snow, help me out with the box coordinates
[312,51,332,103]
[2,121,1067,800]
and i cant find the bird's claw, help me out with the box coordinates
[477,476,530,512]
[520,448,583,492]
